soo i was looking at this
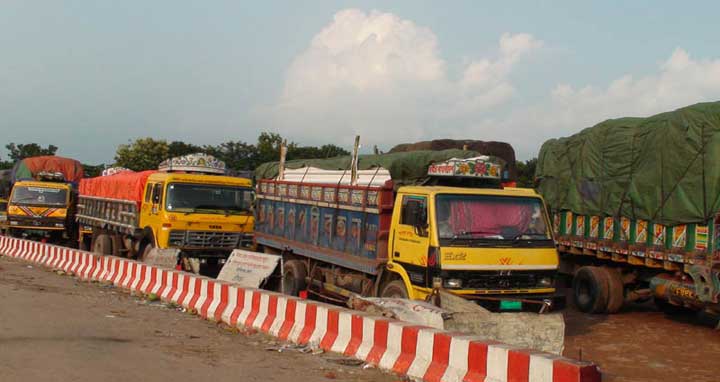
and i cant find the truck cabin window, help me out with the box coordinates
[435,194,551,245]
[165,183,253,215]
[10,187,67,206]
[401,196,428,236]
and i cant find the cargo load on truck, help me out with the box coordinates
[79,170,155,208]
[536,101,720,316]
[76,153,254,275]
[388,139,518,181]
[10,156,84,186]
[255,149,513,187]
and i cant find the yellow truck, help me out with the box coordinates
[4,156,84,243]
[254,149,561,311]
[76,154,254,274]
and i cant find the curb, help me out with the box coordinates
[0,236,600,382]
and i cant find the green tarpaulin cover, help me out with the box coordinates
[536,101,720,226]
[255,149,498,187]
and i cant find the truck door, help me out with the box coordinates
[391,195,430,267]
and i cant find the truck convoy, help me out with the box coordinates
[254,148,562,311]
[76,154,254,273]
[4,156,84,243]
[536,101,720,316]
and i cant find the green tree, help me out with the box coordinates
[290,144,350,160]
[5,143,58,161]
[114,138,170,171]
[83,163,105,178]
[205,141,257,171]
[516,158,538,188]
[168,141,202,158]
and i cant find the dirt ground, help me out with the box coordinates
[563,293,720,382]
[2,253,719,382]
[0,255,399,382]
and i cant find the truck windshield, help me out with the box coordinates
[435,194,551,244]
[165,183,253,214]
[10,186,68,206]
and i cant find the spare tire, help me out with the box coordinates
[573,266,610,313]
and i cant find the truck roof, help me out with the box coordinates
[148,172,252,187]
[400,185,541,198]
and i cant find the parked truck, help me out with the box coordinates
[4,156,84,243]
[254,147,562,311]
[76,154,254,274]
[536,101,720,316]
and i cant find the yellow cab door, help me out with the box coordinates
[140,182,164,246]
[390,194,431,292]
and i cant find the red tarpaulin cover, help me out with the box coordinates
[79,170,156,207]
[13,156,84,183]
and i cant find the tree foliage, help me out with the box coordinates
[515,158,537,188]
[5,143,58,161]
[114,138,170,171]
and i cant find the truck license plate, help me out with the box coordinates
[499,300,522,310]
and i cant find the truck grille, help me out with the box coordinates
[446,270,554,290]
[168,230,242,249]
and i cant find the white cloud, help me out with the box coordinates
[269,9,720,160]
[270,9,541,148]
[506,48,720,158]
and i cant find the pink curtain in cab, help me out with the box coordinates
[448,200,533,235]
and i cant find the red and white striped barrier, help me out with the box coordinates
[0,236,600,382]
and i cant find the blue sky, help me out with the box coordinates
[1,1,719,163]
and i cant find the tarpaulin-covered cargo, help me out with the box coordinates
[536,101,720,226]
[10,156,84,185]
[254,149,508,187]
[389,139,518,180]
[79,170,156,208]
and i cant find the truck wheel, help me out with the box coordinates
[282,260,307,296]
[93,234,113,256]
[380,279,409,299]
[573,266,610,313]
[603,267,625,313]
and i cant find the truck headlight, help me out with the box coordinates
[444,279,463,289]
[10,220,19,225]
[55,223,64,228]
[538,277,553,287]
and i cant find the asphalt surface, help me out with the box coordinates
[0,255,398,382]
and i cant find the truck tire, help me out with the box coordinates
[380,279,409,299]
[93,233,113,256]
[573,266,610,314]
[603,267,625,313]
[282,260,307,297]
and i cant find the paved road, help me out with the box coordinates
[0,256,398,382]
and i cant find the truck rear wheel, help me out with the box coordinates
[603,267,625,313]
[282,260,307,297]
[93,233,113,256]
[380,279,409,299]
[573,266,610,313]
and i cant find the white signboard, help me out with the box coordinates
[217,249,281,288]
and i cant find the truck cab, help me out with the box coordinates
[142,172,255,255]
[387,185,559,309]
[6,180,74,240]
